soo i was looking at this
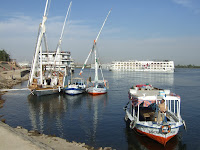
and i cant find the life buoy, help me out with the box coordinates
[161,125,171,134]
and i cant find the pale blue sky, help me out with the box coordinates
[0,0,200,65]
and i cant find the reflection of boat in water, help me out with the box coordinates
[84,94,108,143]
[63,94,85,107]
[27,87,108,146]
[27,94,67,132]
[64,94,84,100]
[124,84,186,145]
[79,10,111,96]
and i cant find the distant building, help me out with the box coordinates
[110,60,174,72]
[18,61,31,68]
[91,63,111,70]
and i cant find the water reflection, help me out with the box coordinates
[27,93,108,145]
[28,94,67,134]
[111,71,174,87]
[83,94,108,145]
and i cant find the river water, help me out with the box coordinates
[0,68,200,150]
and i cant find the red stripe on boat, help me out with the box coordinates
[135,128,176,145]
[88,92,107,96]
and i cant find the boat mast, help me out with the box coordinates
[28,0,49,86]
[94,47,98,81]
[54,1,72,71]
[79,9,112,76]
[39,45,43,85]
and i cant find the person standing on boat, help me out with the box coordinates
[158,99,168,123]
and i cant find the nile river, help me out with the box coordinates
[1,68,200,150]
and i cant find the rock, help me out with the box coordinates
[83,145,94,149]
[17,126,23,129]
[1,119,6,123]
[79,143,86,147]
[103,147,113,150]
[28,130,41,136]
[0,99,5,105]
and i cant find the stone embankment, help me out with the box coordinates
[0,69,29,89]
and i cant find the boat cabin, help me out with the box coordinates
[128,86,182,124]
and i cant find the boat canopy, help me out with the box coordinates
[130,98,156,107]
[129,94,181,107]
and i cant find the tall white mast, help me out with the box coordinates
[54,1,72,71]
[79,9,112,76]
[94,48,98,81]
[39,45,43,85]
[28,0,49,86]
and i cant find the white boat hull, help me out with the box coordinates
[86,87,107,95]
[125,109,183,145]
[65,88,85,95]
[135,122,179,145]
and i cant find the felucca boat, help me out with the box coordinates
[124,84,186,145]
[28,0,72,96]
[79,9,111,95]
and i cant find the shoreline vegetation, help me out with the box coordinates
[175,64,200,68]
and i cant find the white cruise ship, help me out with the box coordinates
[37,51,74,75]
[39,51,74,73]
[110,60,174,72]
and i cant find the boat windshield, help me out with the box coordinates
[96,83,105,88]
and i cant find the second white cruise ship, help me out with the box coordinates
[110,60,174,72]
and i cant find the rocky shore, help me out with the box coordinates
[0,70,113,150]
[0,69,29,89]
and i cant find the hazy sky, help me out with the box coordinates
[0,0,200,65]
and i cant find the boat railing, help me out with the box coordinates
[156,97,181,122]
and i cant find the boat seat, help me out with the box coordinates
[143,113,150,118]
[143,113,151,121]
